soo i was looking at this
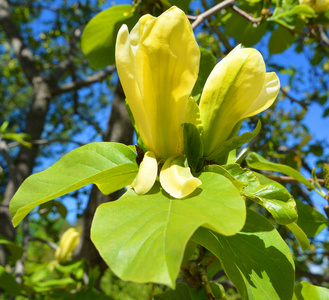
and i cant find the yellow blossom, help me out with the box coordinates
[199,45,280,158]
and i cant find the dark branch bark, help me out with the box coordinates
[52,67,115,95]
[0,0,50,266]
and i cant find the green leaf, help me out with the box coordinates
[295,199,329,237]
[269,26,295,55]
[246,152,315,190]
[0,265,20,295]
[225,12,267,47]
[192,209,295,300]
[0,235,24,262]
[10,143,138,227]
[153,282,224,300]
[204,165,247,192]
[91,172,246,288]
[286,222,310,251]
[183,123,204,172]
[81,5,139,69]
[206,121,261,164]
[324,163,329,189]
[268,5,315,29]
[192,48,217,98]
[293,281,329,300]
[224,164,298,224]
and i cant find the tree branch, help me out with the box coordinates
[265,174,325,186]
[0,0,39,83]
[280,88,308,109]
[52,67,115,95]
[191,0,236,30]
[28,236,58,251]
[231,5,261,24]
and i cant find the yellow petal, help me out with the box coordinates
[55,228,80,263]
[199,45,279,157]
[131,151,158,195]
[116,7,200,160]
[243,72,280,118]
[160,156,202,199]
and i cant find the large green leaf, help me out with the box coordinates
[91,172,246,288]
[295,199,329,237]
[269,25,295,54]
[293,281,329,300]
[246,152,315,190]
[224,164,298,224]
[192,209,295,300]
[0,265,20,295]
[153,282,224,300]
[81,5,139,69]
[10,143,138,227]
[0,235,24,262]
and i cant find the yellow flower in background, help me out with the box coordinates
[199,45,280,158]
[116,6,201,198]
[299,0,329,13]
[55,228,80,264]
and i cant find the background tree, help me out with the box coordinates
[0,0,328,298]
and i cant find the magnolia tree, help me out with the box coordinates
[2,1,329,299]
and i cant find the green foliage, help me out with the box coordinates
[293,281,329,299]
[154,282,224,299]
[295,199,329,237]
[192,48,217,98]
[192,210,295,300]
[246,152,315,190]
[183,123,204,172]
[91,172,246,287]
[206,120,261,164]
[0,265,20,295]
[81,5,139,69]
[10,143,138,227]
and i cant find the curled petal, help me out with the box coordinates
[132,151,158,195]
[160,156,202,199]
[243,72,280,118]
[200,45,279,157]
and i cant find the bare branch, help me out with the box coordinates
[265,174,325,186]
[231,5,261,24]
[318,26,329,47]
[280,88,309,109]
[52,66,115,95]
[191,0,236,30]
[28,236,58,251]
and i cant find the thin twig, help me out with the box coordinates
[191,0,236,30]
[52,66,115,95]
[28,236,58,251]
[231,5,262,24]
[8,138,86,148]
[280,88,308,109]
[265,174,325,186]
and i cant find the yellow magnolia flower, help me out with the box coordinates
[299,0,329,13]
[55,228,80,264]
[116,7,279,198]
[116,6,202,198]
[199,45,280,158]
